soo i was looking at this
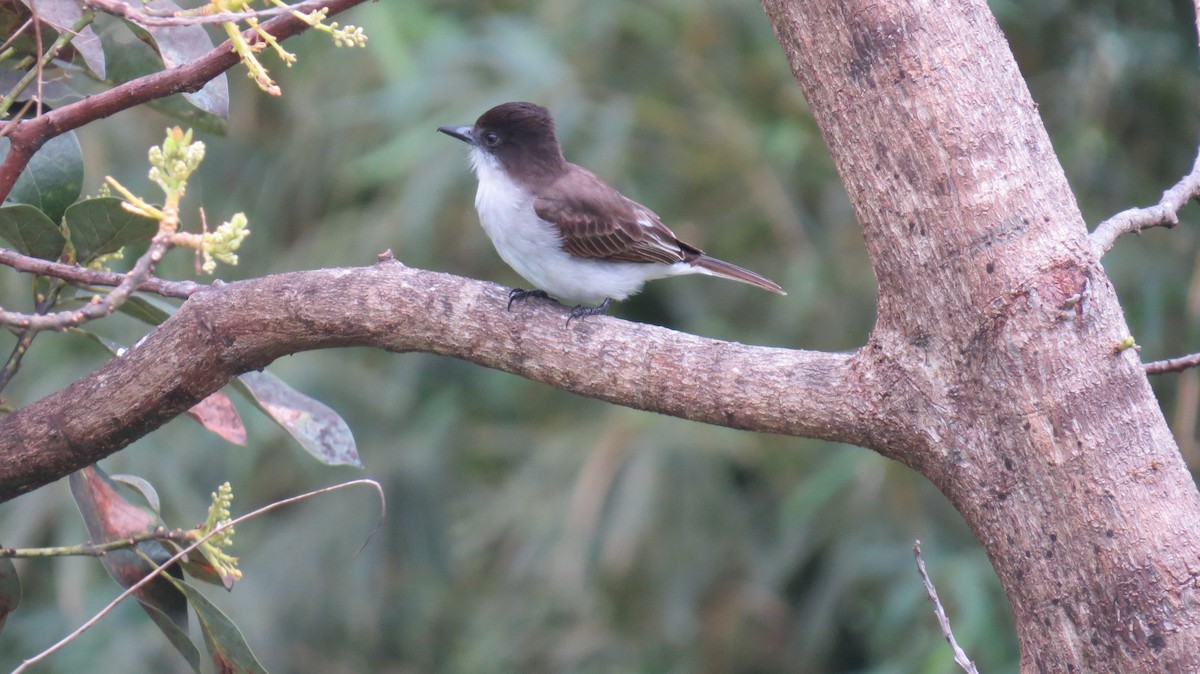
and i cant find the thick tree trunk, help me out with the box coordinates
[760,0,1200,669]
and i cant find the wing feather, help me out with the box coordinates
[534,165,702,264]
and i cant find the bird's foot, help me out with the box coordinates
[566,298,611,326]
[507,288,551,311]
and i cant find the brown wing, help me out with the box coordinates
[534,165,703,264]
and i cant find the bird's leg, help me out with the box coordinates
[507,288,551,311]
[566,298,611,326]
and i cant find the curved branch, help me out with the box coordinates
[0,260,881,503]
[1090,146,1200,256]
[0,0,370,202]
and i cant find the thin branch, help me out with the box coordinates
[0,234,172,331]
[1145,352,1200,375]
[0,18,32,55]
[0,9,93,119]
[913,540,981,674]
[0,261,882,503]
[13,478,385,673]
[1090,147,1200,257]
[0,277,66,393]
[0,0,370,203]
[0,247,200,299]
[31,0,43,119]
[83,0,326,27]
[0,528,193,558]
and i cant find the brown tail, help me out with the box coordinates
[692,255,786,295]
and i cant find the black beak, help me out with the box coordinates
[437,125,474,145]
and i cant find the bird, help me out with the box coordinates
[438,102,785,323]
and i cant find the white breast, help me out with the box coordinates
[468,148,687,306]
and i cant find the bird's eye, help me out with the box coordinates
[483,132,501,148]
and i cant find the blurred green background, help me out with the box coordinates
[2,0,1199,671]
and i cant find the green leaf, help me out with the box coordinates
[63,197,158,264]
[69,466,189,637]
[164,577,268,674]
[18,0,106,78]
[117,293,176,325]
[140,0,229,119]
[94,13,228,130]
[2,131,84,224]
[0,557,21,635]
[69,327,126,356]
[236,371,362,467]
[111,473,163,515]
[0,203,66,259]
[143,602,202,673]
[0,70,83,107]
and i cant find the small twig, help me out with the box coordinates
[0,528,194,558]
[1144,352,1200,375]
[0,9,93,119]
[13,478,385,673]
[0,234,172,331]
[913,540,980,674]
[1090,147,1200,257]
[84,0,324,27]
[30,0,43,119]
[0,248,199,299]
[0,0,369,203]
[0,18,32,58]
[0,277,66,393]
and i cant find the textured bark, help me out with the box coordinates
[760,0,1200,670]
[0,261,873,501]
[1,0,1198,670]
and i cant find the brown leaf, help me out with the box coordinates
[187,392,246,446]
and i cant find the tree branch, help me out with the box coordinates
[0,260,882,504]
[913,540,980,674]
[1144,352,1200,375]
[0,247,199,299]
[83,0,326,27]
[0,0,370,202]
[1090,146,1200,256]
[0,233,171,331]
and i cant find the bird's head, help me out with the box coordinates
[439,102,567,184]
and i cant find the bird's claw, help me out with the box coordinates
[507,288,551,311]
[565,298,611,326]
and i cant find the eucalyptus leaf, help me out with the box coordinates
[236,371,362,467]
[69,466,189,639]
[164,577,268,674]
[142,602,202,673]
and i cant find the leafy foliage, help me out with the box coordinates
[0,204,66,260]
[2,132,83,225]
[62,198,158,264]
